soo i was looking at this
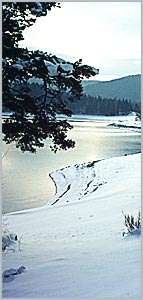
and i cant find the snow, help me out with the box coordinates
[43,60,74,76]
[10,16,23,21]
[12,64,24,71]
[13,53,98,79]
[86,65,99,74]
[59,62,73,73]
[108,113,141,131]
[44,61,58,76]
[2,153,141,298]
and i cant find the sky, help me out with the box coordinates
[19,2,141,81]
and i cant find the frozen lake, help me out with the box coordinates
[2,117,141,213]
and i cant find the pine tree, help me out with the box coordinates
[2,2,99,153]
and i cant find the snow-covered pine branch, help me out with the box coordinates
[2,2,99,153]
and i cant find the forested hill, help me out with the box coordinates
[3,74,140,116]
[83,74,141,104]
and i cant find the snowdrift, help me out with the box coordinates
[2,154,141,298]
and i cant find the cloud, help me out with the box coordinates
[99,59,141,76]
[19,2,141,77]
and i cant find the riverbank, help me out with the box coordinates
[2,116,141,213]
[2,153,141,298]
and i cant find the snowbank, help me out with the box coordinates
[108,113,141,131]
[2,154,141,298]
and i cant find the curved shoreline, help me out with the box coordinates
[2,117,141,214]
[45,153,140,208]
[3,153,141,298]
[5,152,141,215]
[48,160,101,206]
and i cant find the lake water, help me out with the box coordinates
[2,118,141,213]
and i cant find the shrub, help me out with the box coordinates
[2,214,19,252]
[2,233,18,252]
[122,210,141,236]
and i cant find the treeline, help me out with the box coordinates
[3,82,140,116]
[28,83,140,116]
[83,75,141,104]
[67,94,141,116]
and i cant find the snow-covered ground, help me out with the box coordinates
[2,112,141,131]
[2,153,141,298]
[107,113,141,131]
[57,113,141,132]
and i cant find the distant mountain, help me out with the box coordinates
[83,75,141,104]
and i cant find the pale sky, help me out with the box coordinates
[19,2,141,81]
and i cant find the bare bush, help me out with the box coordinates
[122,210,141,236]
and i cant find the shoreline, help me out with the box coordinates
[5,152,141,215]
[2,152,141,298]
[46,152,141,208]
[48,159,101,207]
[2,116,141,214]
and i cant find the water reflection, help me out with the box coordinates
[2,121,141,213]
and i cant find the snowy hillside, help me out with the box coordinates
[2,154,141,298]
